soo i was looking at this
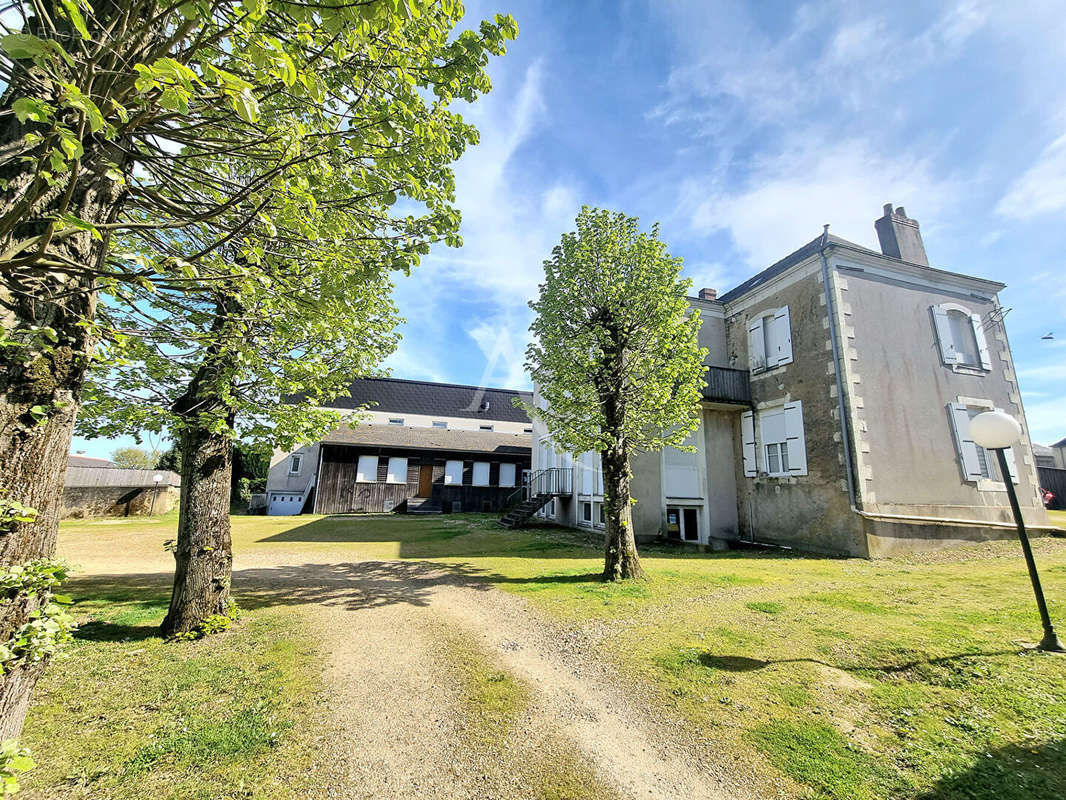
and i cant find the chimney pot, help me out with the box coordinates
[875,203,928,266]
[698,287,718,301]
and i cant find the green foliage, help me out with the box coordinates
[168,600,241,642]
[0,740,35,796]
[0,501,37,535]
[525,207,708,456]
[0,559,76,673]
[109,447,157,470]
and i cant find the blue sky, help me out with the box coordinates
[73,0,1066,458]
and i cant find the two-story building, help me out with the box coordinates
[532,204,1051,556]
[266,378,532,516]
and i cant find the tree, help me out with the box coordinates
[1,0,516,737]
[109,446,157,470]
[525,208,707,581]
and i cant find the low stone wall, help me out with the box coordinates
[61,485,180,519]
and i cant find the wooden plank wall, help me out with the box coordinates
[315,444,530,515]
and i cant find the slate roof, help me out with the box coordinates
[322,423,531,456]
[321,378,532,424]
[717,233,877,304]
[67,455,115,468]
[1052,437,1066,449]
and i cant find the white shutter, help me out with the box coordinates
[499,463,516,488]
[948,402,983,481]
[386,457,408,484]
[932,306,959,364]
[741,411,757,477]
[971,314,992,370]
[774,306,793,365]
[993,408,1019,482]
[748,317,766,371]
[472,461,490,486]
[783,401,808,476]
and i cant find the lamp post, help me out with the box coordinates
[970,410,1065,653]
[150,473,163,516]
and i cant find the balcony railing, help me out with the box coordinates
[703,365,752,406]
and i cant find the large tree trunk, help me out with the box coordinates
[160,418,235,637]
[160,305,238,637]
[601,442,644,581]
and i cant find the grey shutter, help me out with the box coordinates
[948,402,983,481]
[741,411,757,477]
[775,306,793,366]
[748,317,766,372]
[971,313,992,370]
[783,400,808,475]
[932,306,959,364]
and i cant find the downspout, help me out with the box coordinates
[819,226,859,509]
[819,229,1058,532]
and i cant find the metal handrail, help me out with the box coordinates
[503,467,574,507]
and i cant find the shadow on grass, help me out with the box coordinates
[75,620,161,642]
[699,648,1027,675]
[916,738,1066,799]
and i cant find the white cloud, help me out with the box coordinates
[466,316,531,390]
[683,138,959,270]
[1021,397,1066,446]
[995,134,1066,220]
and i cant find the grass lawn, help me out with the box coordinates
[1048,509,1066,528]
[27,512,1066,800]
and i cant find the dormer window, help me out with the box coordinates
[931,304,991,370]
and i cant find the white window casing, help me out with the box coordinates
[499,463,516,488]
[444,459,463,485]
[356,455,378,482]
[932,304,992,370]
[288,454,303,475]
[783,401,808,476]
[748,317,766,372]
[386,457,408,484]
[472,461,490,486]
[760,409,788,476]
[741,411,757,477]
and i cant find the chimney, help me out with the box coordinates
[697,287,718,301]
[875,203,928,266]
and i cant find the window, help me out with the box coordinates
[948,402,1017,485]
[581,502,592,523]
[597,503,605,525]
[356,455,378,482]
[743,402,808,477]
[386,457,408,484]
[499,463,516,488]
[479,424,494,431]
[472,461,490,486]
[288,454,303,475]
[748,307,793,371]
[432,420,447,428]
[523,427,533,433]
[932,304,991,369]
[444,459,463,485]
[388,418,404,425]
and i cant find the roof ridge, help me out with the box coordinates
[355,376,531,395]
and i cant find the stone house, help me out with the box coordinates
[531,205,1051,556]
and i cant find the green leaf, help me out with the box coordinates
[57,0,90,40]
[11,98,52,125]
[0,33,48,59]
[232,87,260,123]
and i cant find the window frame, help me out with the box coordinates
[931,303,992,371]
[472,461,491,486]
[288,453,303,475]
[388,417,404,425]
[385,456,408,485]
[498,462,516,488]
[356,455,378,483]
[444,459,463,485]
[479,424,494,432]
[432,420,448,429]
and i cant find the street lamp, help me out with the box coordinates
[970,410,1065,653]
[150,473,163,516]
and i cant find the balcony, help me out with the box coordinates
[702,365,752,407]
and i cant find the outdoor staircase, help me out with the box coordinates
[407,497,442,515]
[498,467,573,529]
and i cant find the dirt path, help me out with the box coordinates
[234,559,758,800]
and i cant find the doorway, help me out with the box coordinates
[417,464,433,497]
[667,505,701,543]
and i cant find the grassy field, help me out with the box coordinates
[25,512,1066,800]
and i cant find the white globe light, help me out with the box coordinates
[969,410,1021,449]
